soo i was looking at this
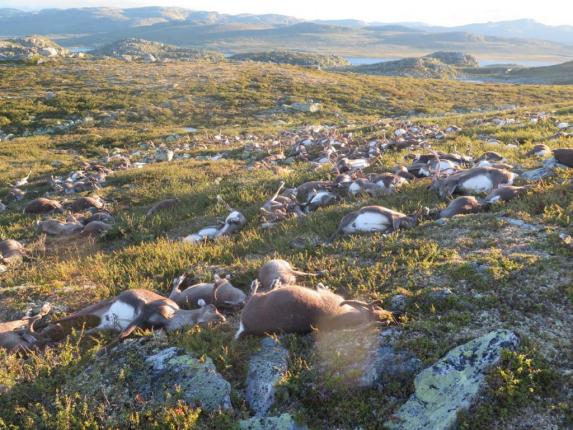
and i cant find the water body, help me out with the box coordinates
[68,47,93,53]
[345,57,395,65]
[345,56,562,67]
[479,59,561,67]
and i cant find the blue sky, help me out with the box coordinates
[1,0,572,26]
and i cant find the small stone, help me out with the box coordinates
[388,294,408,313]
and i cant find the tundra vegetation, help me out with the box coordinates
[0,58,572,429]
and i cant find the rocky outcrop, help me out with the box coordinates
[65,335,232,415]
[0,36,69,62]
[386,329,520,430]
[425,51,479,67]
[92,38,224,63]
[350,57,459,79]
[246,337,289,416]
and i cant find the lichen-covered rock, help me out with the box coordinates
[386,329,520,430]
[246,337,289,416]
[65,335,232,417]
[388,294,408,313]
[239,414,307,430]
[144,347,232,411]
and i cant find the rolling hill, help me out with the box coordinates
[1,8,573,62]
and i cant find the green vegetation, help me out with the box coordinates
[0,59,572,429]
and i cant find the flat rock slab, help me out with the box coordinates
[65,335,232,414]
[246,337,289,416]
[240,414,307,430]
[386,329,519,430]
[144,347,232,411]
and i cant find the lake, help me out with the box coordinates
[345,56,562,67]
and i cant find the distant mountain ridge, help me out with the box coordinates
[1,7,572,62]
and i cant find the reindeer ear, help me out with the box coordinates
[197,299,207,307]
[214,274,221,282]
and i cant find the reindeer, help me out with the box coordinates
[330,206,419,241]
[170,274,246,309]
[235,282,395,339]
[258,259,317,291]
[0,304,51,352]
[40,289,226,346]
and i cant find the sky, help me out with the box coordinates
[1,0,572,27]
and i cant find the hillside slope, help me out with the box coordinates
[0,60,572,429]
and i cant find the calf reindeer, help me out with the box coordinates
[183,198,247,243]
[0,239,25,265]
[0,304,51,352]
[430,167,516,198]
[330,205,418,241]
[258,259,316,291]
[235,283,395,339]
[437,196,482,219]
[170,274,246,309]
[483,185,531,204]
[41,289,225,345]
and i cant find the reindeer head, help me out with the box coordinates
[340,300,397,325]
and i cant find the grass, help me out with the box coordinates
[0,59,572,429]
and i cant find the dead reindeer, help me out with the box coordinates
[0,304,51,352]
[183,196,247,243]
[476,151,506,167]
[430,166,516,198]
[393,166,416,181]
[260,182,304,226]
[235,283,395,339]
[146,198,180,218]
[36,219,83,236]
[303,188,339,213]
[526,144,551,158]
[330,206,418,241]
[170,274,246,309]
[295,181,336,203]
[258,259,317,291]
[41,289,226,346]
[0,239,26,265]
[24,198,63,214]
[347,177,385,197]
[336,157,370,173]
[260,181,287,214]
[7,187,26,202]
[81,220,113,236]
[434,196,483,219]
[482,185,531,204]
[370,172,409,191]
[69,196,105,212]
[11,170,32,188]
